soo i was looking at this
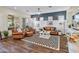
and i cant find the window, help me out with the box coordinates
[8,15,14,30]
[58,15,64,20]
[48,16,53,21]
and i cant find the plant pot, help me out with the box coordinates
[3,31,9,39]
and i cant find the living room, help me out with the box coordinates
[0,6,79,53]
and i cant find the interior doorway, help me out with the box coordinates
[22,18,26,29]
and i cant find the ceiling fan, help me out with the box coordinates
[48,6,52,8]
[37,7,43,14]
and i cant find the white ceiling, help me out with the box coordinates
[5,6,70,15]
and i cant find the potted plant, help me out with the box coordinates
[68,24,72,28]
[0,31,2,40]
[3,31,9,38]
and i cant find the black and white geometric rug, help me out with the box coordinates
[22,35,60,50]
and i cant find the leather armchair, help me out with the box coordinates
[12,28,24,39]
[25,27,35,37]
[70,34,79,42]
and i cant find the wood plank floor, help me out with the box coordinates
[0,35,68,53]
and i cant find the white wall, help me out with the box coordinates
[0,7,30,31]
[0,14,8,31]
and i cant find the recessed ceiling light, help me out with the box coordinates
[26,10,29,12]
[14,7,16,10]
[48,6,52,8]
